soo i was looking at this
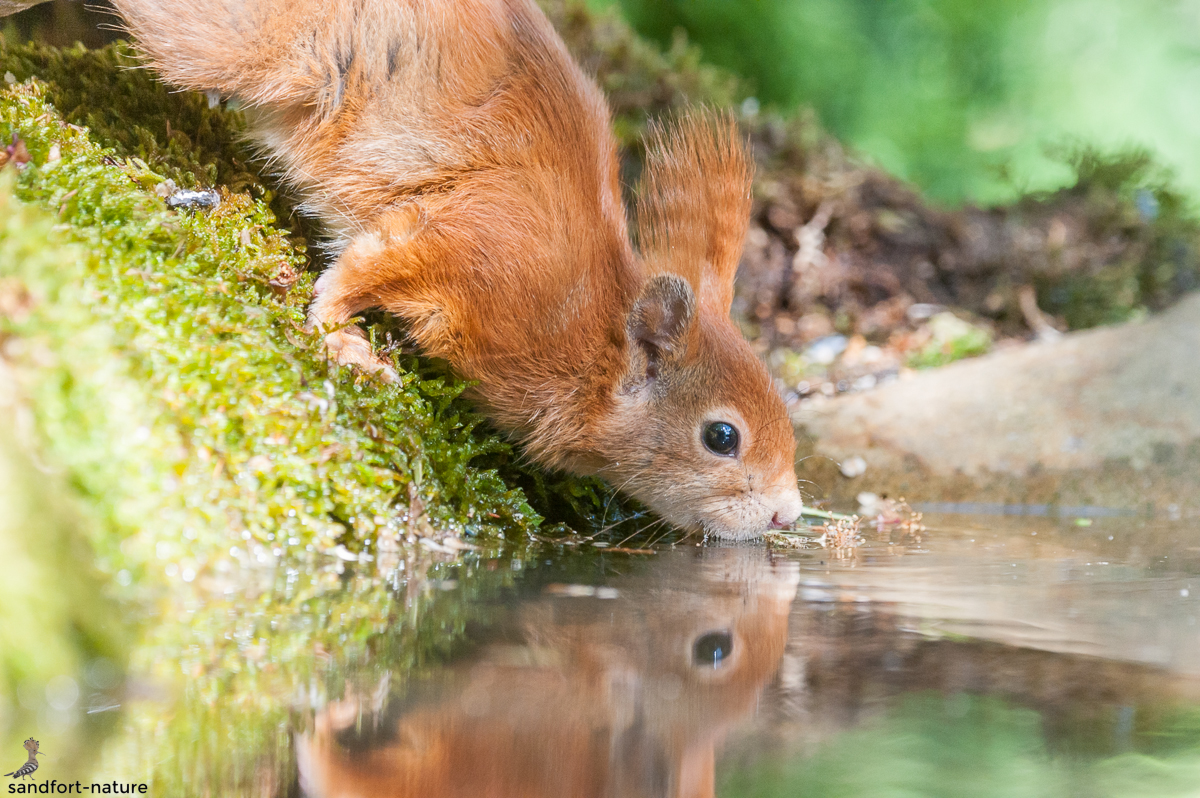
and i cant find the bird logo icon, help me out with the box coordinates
[4,738,43,781]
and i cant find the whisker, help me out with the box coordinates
[616,515,668,548]
[644,520,679,548]
[600,467,649,530]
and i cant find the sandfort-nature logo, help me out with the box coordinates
[4,738,148,795]
[3,740,41,782]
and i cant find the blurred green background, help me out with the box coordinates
[599,0,1200,207]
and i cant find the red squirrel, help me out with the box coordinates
[109,0,804,538]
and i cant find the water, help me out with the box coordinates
[42,514,1200,796]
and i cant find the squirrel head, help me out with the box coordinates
[592,112,802,539]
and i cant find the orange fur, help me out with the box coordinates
[112,0,803,537]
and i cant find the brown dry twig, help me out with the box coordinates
[870,497,925,534]
[817,514,863,550]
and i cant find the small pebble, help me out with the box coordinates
[906,303,942,322]
[856,491,879,513]
[852,374,877,391]
[804,335,848,366]
[166,188,221,211]
[840,455,867,478]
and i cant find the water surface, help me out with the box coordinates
[90,513,1200,796]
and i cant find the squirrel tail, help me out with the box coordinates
[110,0,327,105]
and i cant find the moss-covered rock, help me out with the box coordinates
[0,76,548,571]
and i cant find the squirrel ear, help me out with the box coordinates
[635,110,753,316]
[626,274,696,383]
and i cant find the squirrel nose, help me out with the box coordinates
[770,509,801,529]
[770,489,804,529]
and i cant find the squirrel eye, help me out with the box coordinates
[702,421,739,456]
[693,630,734,669]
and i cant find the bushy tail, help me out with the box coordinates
[112,0,326,105]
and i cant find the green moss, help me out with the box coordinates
[0,187,128,777]
[0,183,117,675]
[1028,148,1200,330]
[907,311,993,369]
[1,40,256,190]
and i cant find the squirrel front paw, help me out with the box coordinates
[319,326,400,384]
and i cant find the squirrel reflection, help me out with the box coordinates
[296,548,799,798]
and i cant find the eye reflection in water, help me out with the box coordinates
[692,631,734,669]
[295,548,799,798]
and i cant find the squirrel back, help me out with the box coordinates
[115,0,625,238]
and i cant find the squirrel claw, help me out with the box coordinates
[320,328,400,384]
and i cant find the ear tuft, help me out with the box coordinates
[626,274,696,382]
[635,109,753,316]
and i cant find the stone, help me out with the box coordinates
[795,292,1200,511]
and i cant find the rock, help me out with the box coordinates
[795,292,1200,510]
